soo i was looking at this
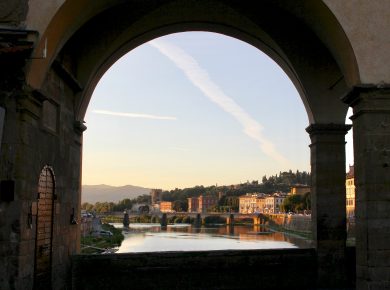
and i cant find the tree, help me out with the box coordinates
[172,200,188,212]
[281,195,302,213]
[81,202,94,211]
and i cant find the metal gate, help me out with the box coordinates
[34,166,55,290]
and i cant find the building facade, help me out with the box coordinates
[264,194,286,214]
[198,195,218,213]
[187,197,199,213]
[239,193,265,214]
[160,201,173,213]
[346,165,355,219]
[150,189,162,205]
[290,185,311,196]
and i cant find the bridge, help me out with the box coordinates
[104,211,267,226]
[1,1,389,289]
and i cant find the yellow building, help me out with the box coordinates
[239,193,265,214]
[264,193,286,214]
[290,185,311,196]
[160,201,173,213]
[346,165,355,218]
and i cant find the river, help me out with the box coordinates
[111,223,312,253]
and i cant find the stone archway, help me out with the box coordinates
[30,3,354,287]
[1,1,389,289]
[29,1,353,288]
[34,166,55,290]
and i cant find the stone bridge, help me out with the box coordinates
[0,1,389,289]
[104,211,268,226]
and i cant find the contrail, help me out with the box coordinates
[93,109,177,120]
[150,38,290,166]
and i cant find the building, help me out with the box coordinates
[239,193,266,214]
[150,189,162,205]
[264,193,286,214]
[187,197,199,213]
[80,212,93,237]
[346,165,355,219]
[290,185,311,196]
[198,195,218,213]
[218,191,225,200]
[160,201,173,213]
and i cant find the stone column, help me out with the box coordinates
[343,86,390,290]
[253,215,261,226]
[306,123,351,288]
[160,213,168,227]
[226,214,234,225]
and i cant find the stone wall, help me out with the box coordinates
[72,249,317,290]
[264,214,312,234]
[0,59,82,289]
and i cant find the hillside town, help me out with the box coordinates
[145,166,354,217]
[149,185,310,215]
[81,167,356,219]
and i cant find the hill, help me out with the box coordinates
[81,184,151,203]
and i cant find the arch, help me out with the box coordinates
[26,0,358,125]
[34,165,56,290]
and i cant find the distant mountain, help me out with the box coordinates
[82,184,151,203]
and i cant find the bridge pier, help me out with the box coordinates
[193,213,202,228]
[226,214,234,226]
[253,215,261,226]
[123,211,129,227]
[160,213,168,227]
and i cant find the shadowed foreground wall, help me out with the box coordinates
[73,249,315,290]
[72,248,356,289]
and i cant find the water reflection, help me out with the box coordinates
[113,223,312,253]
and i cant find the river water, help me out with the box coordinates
[112,223,312,253]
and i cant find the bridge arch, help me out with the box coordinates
[26,0,357,125]
[24,1,357,288]
[5,1,390,289]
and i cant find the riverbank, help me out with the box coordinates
[81,223,125,254]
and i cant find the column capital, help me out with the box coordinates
[306,123,352,136]
[342,84,390,106]
[74,120,87,135]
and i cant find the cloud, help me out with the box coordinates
[93,109,177,121]
[150,38,290,166]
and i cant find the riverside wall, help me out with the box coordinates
[264,214,312,234]
[72,249,317,290]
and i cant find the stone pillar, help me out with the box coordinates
[123,212,129,228]
[194,213,202,228]
[226,214,234,226]
[253,215,261,226]
[160,213,167,227]
[306,123,351,288]
[343,86,390,290]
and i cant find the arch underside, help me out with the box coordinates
[27,0,357,124]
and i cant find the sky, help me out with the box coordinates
[82,32,353,190]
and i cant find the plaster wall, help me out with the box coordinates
[0,0,28,27]
[324,0,390,84]
[25,0,64,33]
[21,0,390,87]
